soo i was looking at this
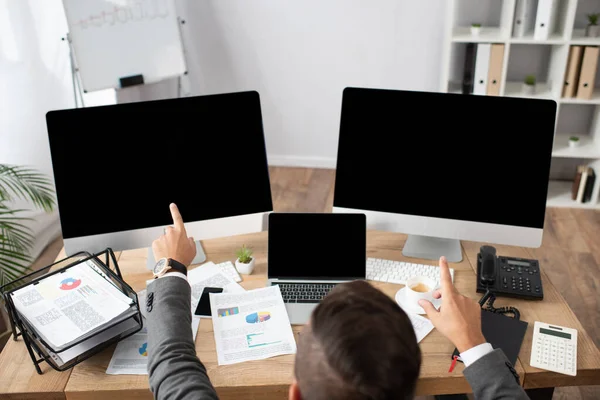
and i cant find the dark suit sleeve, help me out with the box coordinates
[463,349,530,400]
[146,276,219,400]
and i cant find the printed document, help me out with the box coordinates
[106,327,150,375]
[407,313,434,343]
[210,285,296,365]
[11,261,133,349]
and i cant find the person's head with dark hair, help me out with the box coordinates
[289,280,422,400]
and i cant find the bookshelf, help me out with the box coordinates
[441,0,600,209]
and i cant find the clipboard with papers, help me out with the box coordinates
[0,248,142,374]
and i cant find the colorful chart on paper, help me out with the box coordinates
[217,307,239,317]
[59,277,81,290]
[246,311,271,324]
[138,342,148,357]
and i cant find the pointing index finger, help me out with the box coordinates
[170,203,185,231]
[439,256,455,294]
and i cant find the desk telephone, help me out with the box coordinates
[476,245,544,300]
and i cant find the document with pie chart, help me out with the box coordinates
[10,260,134,349]
[210,285,296,365]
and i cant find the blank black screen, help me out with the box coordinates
[46,91,273,239]
[268,213,366,279]
[334,88,556,229]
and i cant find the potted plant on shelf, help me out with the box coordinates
[522,75,536,95]
[471,23,481,36]
[235,244,255,275]
[569,136,580,148]
[586,13,600,37]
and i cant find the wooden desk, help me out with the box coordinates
[1,231,599,399]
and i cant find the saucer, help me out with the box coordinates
[395,287,441,315]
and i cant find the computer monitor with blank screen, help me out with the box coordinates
[333,87,556,262]
[46,91,273,268]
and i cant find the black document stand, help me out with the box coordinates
[0,249,142,374]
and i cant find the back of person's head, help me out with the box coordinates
[294,280,421,400]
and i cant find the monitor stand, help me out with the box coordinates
[146,240,207,270]
[402,235,463,263]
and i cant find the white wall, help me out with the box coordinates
[0,0,73,182]
[179,0,446,168]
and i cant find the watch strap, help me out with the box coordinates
[167,259,187,276]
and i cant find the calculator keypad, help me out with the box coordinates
[530,322,577,376]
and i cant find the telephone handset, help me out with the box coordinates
[476,245,544,300]
[479,245,498,287]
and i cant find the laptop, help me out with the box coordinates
[267,212,366,324]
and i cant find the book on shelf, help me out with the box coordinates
[572,166,596,203]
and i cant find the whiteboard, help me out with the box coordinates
[62,0,186,92]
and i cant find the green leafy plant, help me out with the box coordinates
[1,165,55,286]
[235,245,253,264]
[588,13,599,26]
[569,136,580,142]
[524,75,536,86]
[471,23,481,27]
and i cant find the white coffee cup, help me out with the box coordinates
[404,276,437,308]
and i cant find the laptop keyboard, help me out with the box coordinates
[274,283,337,303]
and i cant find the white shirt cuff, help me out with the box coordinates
[459,342,494,367]
[158,271,188,281]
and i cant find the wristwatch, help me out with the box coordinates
[153,258,187,278]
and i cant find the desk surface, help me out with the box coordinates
[1,231,599,399]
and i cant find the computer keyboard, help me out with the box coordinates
[215,261,242,283]
[366,258,455,286]
[276,283,337,303]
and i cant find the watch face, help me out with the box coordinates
[153,258,167,274]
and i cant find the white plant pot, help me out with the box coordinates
[471,26,481,36]
[235,258,255,275]
[585,25,600,37]
[568,139,580,148]
[522,83,535,96]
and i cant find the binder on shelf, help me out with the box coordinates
[0,249,142,374]
[513,0,537,38]
[473,43,491,95]
[583,168,596,203]
[487,44,505,96]
[534,0,558,40]
[576,46,599,100]
[462,43,477,94]
[563,46,584,98]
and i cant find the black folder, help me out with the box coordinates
[452,310,528,365]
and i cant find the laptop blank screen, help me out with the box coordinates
[268,213,366,280]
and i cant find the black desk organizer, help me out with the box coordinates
[0,248,142,374]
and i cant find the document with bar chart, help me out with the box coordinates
[210,285,296,365]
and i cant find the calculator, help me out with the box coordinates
[530,321,577,376]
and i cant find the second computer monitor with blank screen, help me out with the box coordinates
[333,87,556,262]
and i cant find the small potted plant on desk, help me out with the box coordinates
[586,13,600,37]
[235,245,255,275]
[471,23,481,36]
[522,75,536,96]
[569,136,580,148]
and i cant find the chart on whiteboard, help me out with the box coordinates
[70,0,171,29]
[62,0,186,92]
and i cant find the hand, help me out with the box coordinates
[152,203,196,267]
[418,256,486,353]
